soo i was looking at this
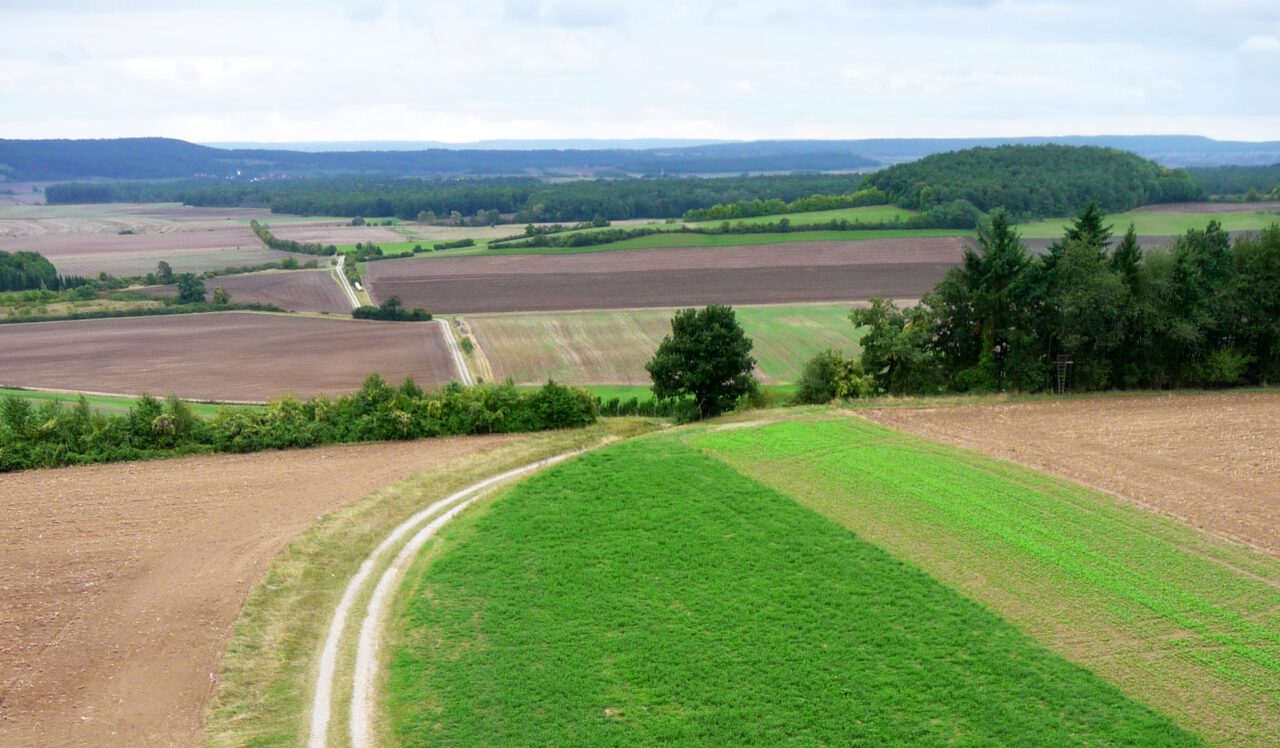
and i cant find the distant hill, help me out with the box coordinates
[2,135,1276,184]
[0,138,875,182]
[867,144,1204,217]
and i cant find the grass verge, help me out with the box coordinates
[201,419,656,748]
[385,433,1198,746]
[693,414,1280,747]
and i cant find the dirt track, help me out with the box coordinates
[364,238,967,313]
[0,312,458,401]
[864,392,1280,555]
[141,270,351,314]
[0,436,518,747]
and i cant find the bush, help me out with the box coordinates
[794,349,877,403]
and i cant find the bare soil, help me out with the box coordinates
[863,392,1280,555]
[0,312,458,401]
[364,238,967,313]
[141,270,350,314]
[0,435,519,747]
[1134,201,1280,214]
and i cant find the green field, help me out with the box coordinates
[387,433,1200,746]
[696,416,1280,746]
[689,204,919,228]
[0,386,237,417]
[1017,207,1280,239]
[467,303,864,386]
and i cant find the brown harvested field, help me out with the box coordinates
[0,435,520,747]
[1135,201,1280,214]
[364,238,966,313]
[0,204,321,276]
[141,269,351,313]
[863,391,1280,555]
[0,312,459,401]
[269,222,405,245]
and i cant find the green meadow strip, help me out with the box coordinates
[692,416,1280,747]
[386,436,1198,746]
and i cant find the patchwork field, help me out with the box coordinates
[862,391,1280,554]
[385,428,1241,746]
[698,413,1280,746]
[0,203,320,276]
[141,269,351,313]
[465,303,866,385]
[0,312,459,401]
[0,434,520,748]
[364,238,965,313]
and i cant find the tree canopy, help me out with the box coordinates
[646,305,757,418]
[868,145,1203,218]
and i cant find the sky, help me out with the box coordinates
[1,0,1278,143]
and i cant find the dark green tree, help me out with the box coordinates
[645,305,757,418]
[212,286,231,304]
[175,273,206,304]
[157,260,174,284]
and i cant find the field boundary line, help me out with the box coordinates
[332,255,360,310]
[436,319,474,385]
[306,448,591,748]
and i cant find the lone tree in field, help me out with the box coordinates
[646,304,757,419]
[175,273,206,304]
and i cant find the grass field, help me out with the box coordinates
[1017,207,1280,238]
[0,386,239,417]
[695,415,1280,747]
[467,304,864,386]
[386,434,1198,746]
[689,204,919,228]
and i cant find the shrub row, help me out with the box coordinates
[0,376,597,472]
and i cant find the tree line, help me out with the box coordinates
[867,145,1203,218]
[1184,163,1280,198]
[0,377,596,472]
[0,251,89,292]
[682,187,888,221]
[249,220,338,256]
[850,207,1280,395]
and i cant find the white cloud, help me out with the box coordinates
[0,0,1277,141]
[1240,35,1280,55]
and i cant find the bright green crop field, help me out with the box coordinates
[696,415,1280,747]
[387,434,1199,746]
[0,386,234,417]
[1016,207,1280,239]
[688,204,920,228]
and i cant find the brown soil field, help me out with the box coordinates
[114,205,277,222]
[141,270,351,314]
[1135,201,1280,214]
[364,238,967,313]
[0,312,458,401]
[269,223,404,245]
[0,435,519,747]
[0,227,313,277]
[863,391,1280,555]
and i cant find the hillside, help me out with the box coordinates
[0,138,876,182]
[867,144,1203,217]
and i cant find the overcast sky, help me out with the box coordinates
[1,0,1278,143]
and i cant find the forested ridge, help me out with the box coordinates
[868,145,1203,218]
[48,173,873,222]
[1185,163,1280,197]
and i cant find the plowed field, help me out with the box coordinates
[363,238,966,313]
[0,435,518,747]
[0,312,458,401]
[864,391,1280,555]
[142,270,351,313]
